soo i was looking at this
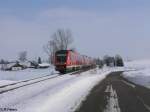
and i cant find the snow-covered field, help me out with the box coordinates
[0,67,57,86]
[123,59,150,89]
[0,67,123,112]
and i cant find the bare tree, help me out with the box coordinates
[18,51,27,62]
[44,29,74,64]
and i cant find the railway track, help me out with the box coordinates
[0,68,92,95]
[0,73,60,94]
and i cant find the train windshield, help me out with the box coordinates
[55,51,67,63]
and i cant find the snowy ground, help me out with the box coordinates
[123,59,150,89]
[0,67,123,112]
[0,66,57,86]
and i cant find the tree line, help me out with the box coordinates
[95,55,124,68]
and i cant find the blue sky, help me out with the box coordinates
[0,0,150,60]
[0,0,149,15]
[0,0,149,21]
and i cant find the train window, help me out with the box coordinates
[56,54,67,63]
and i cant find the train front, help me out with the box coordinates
[54,50,68,73]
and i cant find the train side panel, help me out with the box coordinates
[54,50,95,73]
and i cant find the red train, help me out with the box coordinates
[54,50,95,73]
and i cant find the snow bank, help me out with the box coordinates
[123,60,150,88]
[32,73,107,112]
